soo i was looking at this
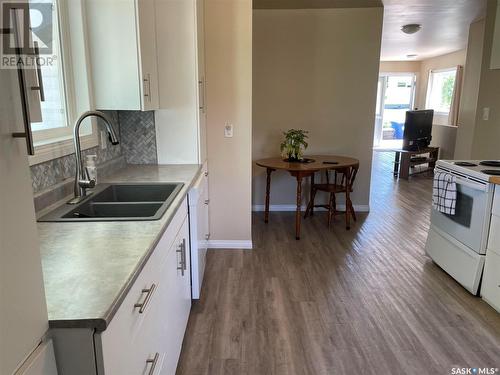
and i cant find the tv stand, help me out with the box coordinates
[391,146,439,180]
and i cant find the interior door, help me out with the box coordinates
[0,54,50,374]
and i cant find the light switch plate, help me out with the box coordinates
[224,123,233,138]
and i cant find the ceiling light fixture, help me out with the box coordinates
[401,24,422,35]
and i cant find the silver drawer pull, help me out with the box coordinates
[205,233,210,241]
[176,239,187,275]
[146,352,159,375]
[204,171,209,177]
[204,199,209,205]
[176,243,185,276]
[134,284,156,313]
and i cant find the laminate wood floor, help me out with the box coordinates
[177,152,500,375]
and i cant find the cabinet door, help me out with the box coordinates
[137,0,159,110]
[196,0,207,162]
[158,218,191,375]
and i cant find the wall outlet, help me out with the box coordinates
[224,122,233,138]
[100,130,108,150]
[483,107,490,121]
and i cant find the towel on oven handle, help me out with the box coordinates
[432,171,457,215]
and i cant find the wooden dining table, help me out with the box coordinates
[256,155,360,240]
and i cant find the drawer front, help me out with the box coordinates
[493,186,500,217]
[98,199,188,374]
[158,218,192,375]
[481,250,500,313]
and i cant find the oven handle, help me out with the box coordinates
[455,177,489,192]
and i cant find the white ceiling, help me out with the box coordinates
[381,0,487,61]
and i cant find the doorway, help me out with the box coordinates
[373,73,416,150]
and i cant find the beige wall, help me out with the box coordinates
[253,8,383,209]
[379,61,421,74]
[205,0,252,243]
[471,0,500,159]
[455,19,486,159]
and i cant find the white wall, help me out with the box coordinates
[205,0,252,245]
[252,8,383,209]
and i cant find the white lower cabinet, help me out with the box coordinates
[482,248,500,313]
[96,202,192,375]
[188,164,210,299]
[52,198,192,375]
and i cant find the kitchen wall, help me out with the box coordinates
[204,0,253,246]
[252,7,383,210]
[30,110,157,210]
[455,18,486,159]
[379,61,421,74]
[470,0,500,159]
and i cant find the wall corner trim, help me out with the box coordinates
[207,240,253,250]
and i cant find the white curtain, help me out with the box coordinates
[448,65,464,126]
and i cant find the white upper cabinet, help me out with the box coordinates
[154,0,207,164]
[85,0,159,111]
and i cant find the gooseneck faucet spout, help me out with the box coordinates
[69,110,119,204]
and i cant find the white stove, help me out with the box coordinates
[425,160,498,295]
[437,160,500,182]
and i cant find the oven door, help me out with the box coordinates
[430,173,493,254]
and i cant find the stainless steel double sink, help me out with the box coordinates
[38,183,184,222]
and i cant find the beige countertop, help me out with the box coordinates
[37,164,201,331]
[490,176,500,185]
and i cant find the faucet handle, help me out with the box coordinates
[78,179,96,189]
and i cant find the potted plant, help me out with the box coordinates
[280,129,309,162]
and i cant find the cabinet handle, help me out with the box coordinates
[11,8,35,155]
[176,241,185,276]
[31,41,45,101]
[198,79,205,112]
[205,233,210,241]
[182,238,187,271]
[204,199,209,205]
[204,171,209,177]
[143,74,152,102]
[146,352,159,375]
[134,284,156,313]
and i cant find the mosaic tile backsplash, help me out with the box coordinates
[119,110,158,164]
[30,110,157,194]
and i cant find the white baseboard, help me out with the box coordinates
[252,204,370,212]
[206,240,253,250]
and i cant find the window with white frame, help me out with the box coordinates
[26,0,96,164]
[425,68,457,115]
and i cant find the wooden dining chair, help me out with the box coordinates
[304,164,359,229]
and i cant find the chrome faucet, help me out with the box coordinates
[68,111,119,204]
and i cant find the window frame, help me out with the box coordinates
[425,67,457,117]
[28,0,98,166]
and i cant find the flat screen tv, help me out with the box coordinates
[402,110,434,151]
